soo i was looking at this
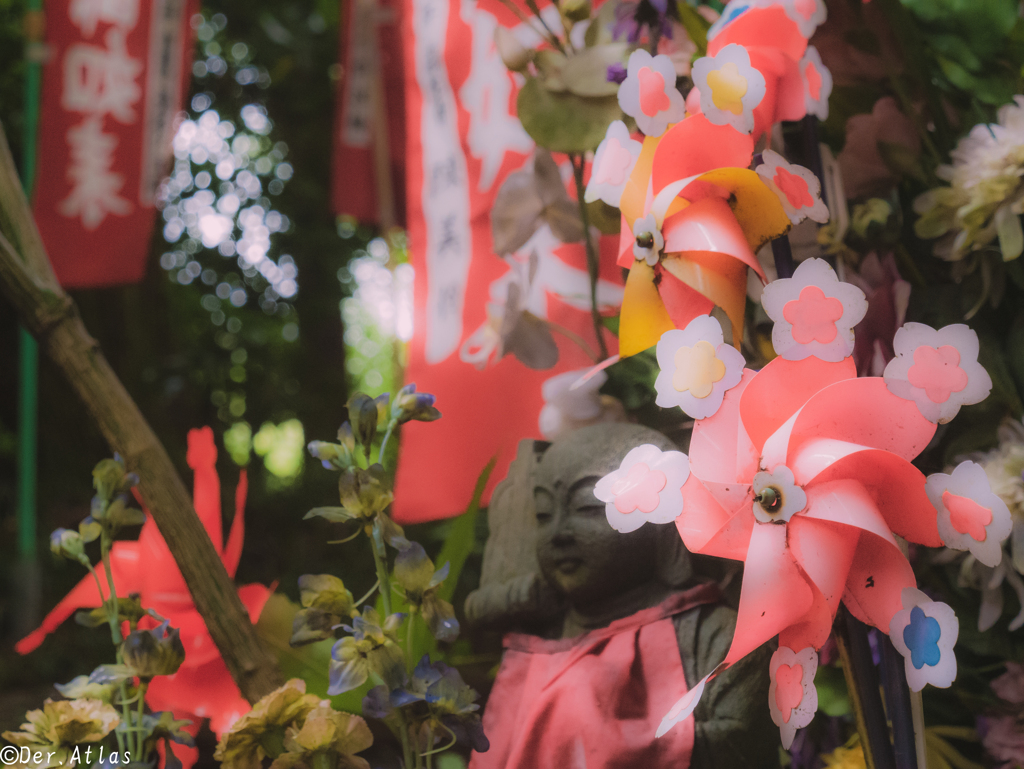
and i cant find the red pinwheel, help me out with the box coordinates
[595,258,1006,748]
[17,428,272,768]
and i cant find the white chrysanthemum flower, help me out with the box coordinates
[915,95,1024,262]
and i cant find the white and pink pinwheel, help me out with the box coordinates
[600,257,1008,748]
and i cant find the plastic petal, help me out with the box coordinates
[756,150,830,226]
[651,114,754,194]
[761,258,866,362]
[724,523,814,667]
[739,355,857,454]
[889,588,958,692]
[926,460,1013,568]
[690,368,759,483]
[655,264,717,331]
[662,197,766,281]
[655,316,745,419]
[657,668,720,738]
[784,377,937,464]
[798,445,941,547]
[842,529,918,633]
[676,474,753,560]
[883,322,993,424]
[800,46,832,120]
[594,445,690,532]
[586,120,643,207]
[768,646,819,750]
[692,44,767,135]
[619,260,676,357]
[707,3,807,61]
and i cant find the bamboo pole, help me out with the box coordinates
[0,124,283,704]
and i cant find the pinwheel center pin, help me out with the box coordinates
[756,486,783,515]
[636,231,655,250]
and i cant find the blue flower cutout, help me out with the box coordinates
[903,606,941,670]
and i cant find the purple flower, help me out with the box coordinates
[981,715,1024,769]
[606,62,627,84]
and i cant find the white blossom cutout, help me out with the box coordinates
[594,444,690,533]
[752,465,806,524]
[691,44,766,135]
[889,588,959,692]
[761,258,868,362]
[617,50,686,138]
[632,212,664,265]
[756,150,829,225]
[782,0,827,39]
[654,315,745,419]
[585,121,643,208]
[926,460,1012,568]
[800,46,832,121]
[769,646,819,750]
[883,322,993,424]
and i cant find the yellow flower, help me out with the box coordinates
[821,740,867,769]
[214,679,326,769]
[270,705,373,769]
[2,699,119,768]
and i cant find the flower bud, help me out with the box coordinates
[393,383,442,424]
[121,622,185,680]
[51,528,90,566]
[347,393,379,451]
[494,26,533,72]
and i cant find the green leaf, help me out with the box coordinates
[814,664,852,717]
[436,457,495,604]
[877,140,927,184]
[996,205,1024,261]
[304,506,358,523]
[517,76,622,153]
[586,198,621,235]
[560,43,628,97]
[676,1,709,56]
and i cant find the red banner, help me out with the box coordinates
[331,0,406,226]
[393,0,623,523]
[34,0,197,288]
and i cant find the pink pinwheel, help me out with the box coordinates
[691,0,832,139]
[17,428,272,768]
[616,257,1008,748]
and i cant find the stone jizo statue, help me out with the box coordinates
[466,423,779,769]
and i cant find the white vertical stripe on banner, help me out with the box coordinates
[414,0,473,364]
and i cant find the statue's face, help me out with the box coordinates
[533,425,667,608]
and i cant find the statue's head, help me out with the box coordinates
[533,423,692,611]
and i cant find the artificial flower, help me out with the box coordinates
[691,44,766,135]
[616,50,686,137]
[845,252,911,377]
[594,444,689,532]
[761,258,868,362]
[915,95,1024,262]
[2,699,119,769]
[751,465,807,524]
[781,0,827,39]
[654,314,745,419]
[328,607,405,695]
[883,322,993,424]
[632,212,664,265]
[491,149,583,257]
[768,646,818,750]
[393,542,459,642]
[799,46,831,120]
[269,705,372,769]
[981,716,1024,769]
[290,574,355,646]
[18,428,273,758]
[214,680,325,769]
[889,588,959,691]
[537,368,626,441]
[756,150,830,226]
[926,460,1013,568]
[120,621,186,680]
[585,121,642,208]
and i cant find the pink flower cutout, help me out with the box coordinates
[593,138,635,186]
[611,463,667,514]
[793,0,816,20]
[775,664,804,723]
[783,286,844,345]
[595,444,690,533]
[774,167,814,210]
[884,323,992,423]
[907,345,968,404]
[942,491,992,542]
[804,60,822,101]
[638,67,671,117]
